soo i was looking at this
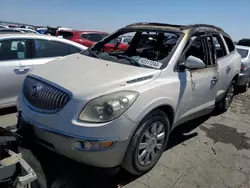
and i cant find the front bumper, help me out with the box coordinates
[19,115,130,168]
[237,72,249,86]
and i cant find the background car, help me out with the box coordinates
[15,28,40,34]
[57,30,129,51]
[0,25,9,28]
[0,28,25,33]
[36,27,47,34]
[0,33,87,109]
[236,45,250,91]
[118,36,133,44]
[238,38,250,47]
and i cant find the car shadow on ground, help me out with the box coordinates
[35,115,211,188]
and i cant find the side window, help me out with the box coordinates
[205,36,216,66]
[80,34,104,42]
[33,39,68,58]
[212,35,227,59]
[0,39,28,61]
[185,38,207,65]
[68,45,82,54]
[223,36,235,53]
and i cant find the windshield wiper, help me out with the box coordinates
[108,53,141,67]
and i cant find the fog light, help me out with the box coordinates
[84,142,92,150]
[73,140,115,151]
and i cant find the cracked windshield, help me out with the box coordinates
[0,0,249,188]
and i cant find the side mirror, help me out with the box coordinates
[185,55,206,69]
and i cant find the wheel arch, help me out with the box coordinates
[129,104,175,139]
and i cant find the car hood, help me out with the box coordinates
[30,53,161,100]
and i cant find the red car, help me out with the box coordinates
[57,30,129,52]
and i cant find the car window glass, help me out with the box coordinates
[81,33,108,42]
[186,38,206,64]
[34,39,69,58]
[205,36,216,65]
[0,39,28,60]
[69,45,82,54]
[212,35,226,59]
[223,36,235,52]
[237,48,249,58]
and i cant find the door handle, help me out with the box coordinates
[14,67,31,74]
[226,66,231,71]
[211,76,219,83]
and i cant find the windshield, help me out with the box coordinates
[81,29,180,70]
[237,48,249,58]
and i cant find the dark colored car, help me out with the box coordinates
[238,38,250,47]
[57,30,129,52]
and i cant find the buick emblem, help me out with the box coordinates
[31,86,38,98]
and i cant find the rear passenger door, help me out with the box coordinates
[0,38,33,107]
[213,34,238,101]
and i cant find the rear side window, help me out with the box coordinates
[69,45,82,54]
[0,39,29,60]
[237,48,249,58]
[33,39,69,58]
[81,33,107,42]
[223,36,235,52]
[212,35,227,59]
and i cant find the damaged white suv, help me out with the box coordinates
[17,23,241,175]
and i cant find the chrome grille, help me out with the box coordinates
[23,76,70,112]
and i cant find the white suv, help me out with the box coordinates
[17,23,241,175]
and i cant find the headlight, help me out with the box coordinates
[79,91,139,123]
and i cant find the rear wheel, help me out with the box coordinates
[216,80,236,113]
[122,110,170,175]
[239,78,249,93]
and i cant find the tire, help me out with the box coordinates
[18,147,47,188]
[216,80,236,113]
[51,176,78,188]
[121,109,170,175]
[238,78,249,93]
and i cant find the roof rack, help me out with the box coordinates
[126,22,185,28]
[181,24,224,32]
[126,22,224,32]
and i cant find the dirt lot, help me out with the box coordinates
[1,90,250,188]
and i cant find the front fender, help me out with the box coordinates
[125,96,176,123]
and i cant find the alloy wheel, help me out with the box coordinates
[137,122,165,166]
[225,84,234,109]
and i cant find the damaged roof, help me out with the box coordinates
[125,22,226,34]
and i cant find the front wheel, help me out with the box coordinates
[122,110,170,175]
[216,80,236,113]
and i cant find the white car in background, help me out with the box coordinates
[236,45,250,91]
[0,33,87,109]
[15,28,39,34]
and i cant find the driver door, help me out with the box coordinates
[188,36,219,117]
[175,35,219,124]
